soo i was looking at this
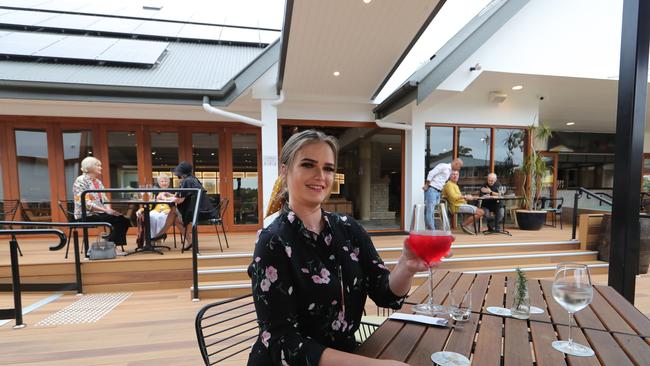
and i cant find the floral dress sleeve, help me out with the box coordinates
[349,218,406,309]
[249,229,327,365]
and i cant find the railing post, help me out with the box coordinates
[572,190,580,240]
[9,238,25,329]
[192,225,199,302]
[73,230,83,295]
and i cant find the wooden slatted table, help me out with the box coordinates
[356,270,650,365]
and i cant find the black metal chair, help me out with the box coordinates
[0,199,22,255]
[537,197,564,229]
[195,293,383,364]
[195,293,258,365]
[208,198,230,252]
[57,200,78,259]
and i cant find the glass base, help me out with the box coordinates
[413,303,449,316]
[552,340,595,357]
[431,351,470,366]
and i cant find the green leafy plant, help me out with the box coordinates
[514,267,528,306]
[519,124,553,210]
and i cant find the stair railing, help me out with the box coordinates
[571,188,613,240]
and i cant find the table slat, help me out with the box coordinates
[504,317,534,366]
[355,320,404,359]
[406,326,451,366]
[612,333,650,365]
[555,326,602,366]
[530,321,567,366]
[595,285,650,337]
[405,270,450,305]
[589,288,636,335]
[583,329,634,366]
[379,321,427,362]
[528,279,552,322]
[470,274,490,312]
[444,312,479,358]
[471,314,503,366]
[483,275,507,310]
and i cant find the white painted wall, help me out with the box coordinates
[645,131,650,153]
[260,99,279,218]
[441,0,624,92]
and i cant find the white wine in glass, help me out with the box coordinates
[551,263,595,357]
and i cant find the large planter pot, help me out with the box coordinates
[515,210,547,231]
[599,213,650,274]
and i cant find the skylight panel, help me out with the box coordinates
[373,0,496,104]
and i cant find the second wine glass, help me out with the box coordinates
[551,263,595,357]
[408,203,453,315]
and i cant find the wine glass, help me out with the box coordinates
[551,263,595,357]
[498,185,507,196]
[408,203,453,315]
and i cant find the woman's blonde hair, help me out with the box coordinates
[274,130,339,212]
[80,156,101,173]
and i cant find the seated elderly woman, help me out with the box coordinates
[73,156,131,247]
[443,169,485,235]
[135,174,180,246]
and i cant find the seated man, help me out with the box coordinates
[443,170,485,235]
[480,173,505,232]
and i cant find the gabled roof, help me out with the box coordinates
[0,7,281,105]
[373,0,529,119]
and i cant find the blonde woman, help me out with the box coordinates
[136,174,178,245]
[247,130,430,366]
[72,156,131,246]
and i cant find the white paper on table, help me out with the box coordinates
[389,312,449,327]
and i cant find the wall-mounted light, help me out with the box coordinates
[469,63,482,72]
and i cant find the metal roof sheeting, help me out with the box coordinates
[0,40,265,90]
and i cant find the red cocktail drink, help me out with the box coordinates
[408,230,452,266]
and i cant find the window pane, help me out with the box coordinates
[15,129,51,221]
[232,134,258,225]
[63,130,93,200]
[108,131,139,198]
[151,131,179,187]
[457,127,491,194]
[425,126,454,174]
[281,126,403,231]
[192,133,220,218]
[493,129,525,194]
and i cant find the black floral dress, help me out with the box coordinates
[247,209,406,365]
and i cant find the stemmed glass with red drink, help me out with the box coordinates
[408,203,453,315]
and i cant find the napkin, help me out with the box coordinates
[389,312,449,327]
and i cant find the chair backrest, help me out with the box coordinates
[219,198,229,220]
[0,199,20,221]
[57,200,76,222]
[195,293,258,365]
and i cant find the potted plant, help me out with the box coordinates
[516,124,553,230]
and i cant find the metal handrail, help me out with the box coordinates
[571,187,613,240]
[0,221,112,251]
[79,188,203,300]
[0,228,66,329]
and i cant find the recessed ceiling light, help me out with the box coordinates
[363,0,372,3]
[566,122,575,126]
[333,71,341,77]
[511,85,523,90]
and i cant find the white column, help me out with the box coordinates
[260,99,279,218]
[404,109,427,228]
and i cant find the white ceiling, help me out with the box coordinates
[282,0,442,102]
[466,71,650,133]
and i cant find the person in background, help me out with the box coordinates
[443,170,485,235]
[136,174,178,246]
[480,173,504,232]
[171,161,216,250]
[247,130,432,366]
[423,158,463,230]
[73,156,131,246]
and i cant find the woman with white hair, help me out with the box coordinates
[73,156,131,247]
[135,174,178,246]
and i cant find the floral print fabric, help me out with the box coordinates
[247,210,405,365]
[73,173,109,219]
